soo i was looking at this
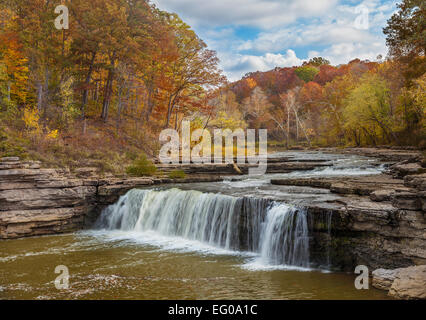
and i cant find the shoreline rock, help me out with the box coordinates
[373,266,426,300]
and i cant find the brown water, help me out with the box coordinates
[0,232,390,300]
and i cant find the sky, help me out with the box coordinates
[151,0,398,81]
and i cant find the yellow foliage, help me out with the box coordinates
[22,107,40,131]
[46,129,59,140]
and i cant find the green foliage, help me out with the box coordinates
[0,128,29,158]
[126,154,157,177]
[295,66,319,82]
[168,169,186,179]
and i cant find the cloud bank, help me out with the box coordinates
[152,0,397,81]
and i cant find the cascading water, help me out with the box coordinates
[257,204,309,267]
[95,188,310,268]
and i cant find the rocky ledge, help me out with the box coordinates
[272,153,425,284]
[0,157,221,239]
[372,265,426,299]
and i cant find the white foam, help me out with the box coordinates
[85,229,256,258]
[241,258,313,272]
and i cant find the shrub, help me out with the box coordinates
[126,154,157,176]
[168,169,186,179]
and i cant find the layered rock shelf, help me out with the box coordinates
[0,157,221,239]
[157,160,331,175]
[276,158,426,272]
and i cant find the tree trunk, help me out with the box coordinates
[116,86,123,131]
[101,61,115,121]
[286,106,290,149]
[6,82,11,101]
[165,92,179,128]
[144,86,155,123]
[43,66,49,119]
[37,82,43,113]
[82,51,97,121]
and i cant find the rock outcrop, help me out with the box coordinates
[373,266,426,300]
[320,147,422,162]
[157,160,331,175]
[288,154,426,271]
[0,157,222,239]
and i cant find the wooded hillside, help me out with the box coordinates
[0,0,424,174]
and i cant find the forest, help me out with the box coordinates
[0,0,424,174]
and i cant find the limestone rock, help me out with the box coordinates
[391,192,422,210]
[74,167,99,178]
[372,268,401,291]
[0,157,20,162]
[370,190,394,202]
[391,162,426,178]
[404,173,426,191]
[389,265,426,300]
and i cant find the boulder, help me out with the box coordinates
[372,268,401,291]
[390,162,426,178]
[389,265,426,300]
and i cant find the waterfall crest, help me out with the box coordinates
[96,188,310,267]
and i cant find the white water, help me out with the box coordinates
[95,188,310,269]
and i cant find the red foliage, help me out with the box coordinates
[313,65,344,85]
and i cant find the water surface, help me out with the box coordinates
[0,233,389,300]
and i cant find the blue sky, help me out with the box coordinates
[152,0,398,81]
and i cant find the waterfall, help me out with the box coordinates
[95,188,310,268]
[258,204,309,267]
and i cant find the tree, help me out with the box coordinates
[384,0,425,58]
[383,0,426,80]
[304,57,330,67]
[314,65,344,85]
[163,15,225,128]
[343,74,397,145]
[242,87,272,129]
[295,66,319,83]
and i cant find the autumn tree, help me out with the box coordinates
[162,14,225,128]
[295,66,319,83]
[383,0,426,80]
[343,74,396,145]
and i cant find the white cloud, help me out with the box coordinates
[237,24,377,53]
[221,50,304,81]
[236,1,395,53]
[315,41,387,65]
[152,0,397,81]
[152,0,338,28]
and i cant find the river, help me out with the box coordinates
[0,152,391,300]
